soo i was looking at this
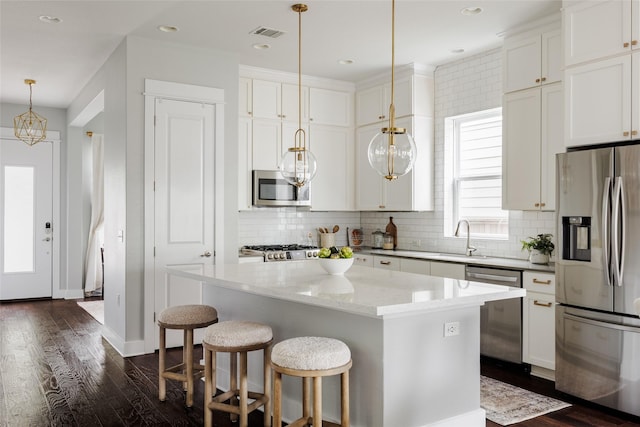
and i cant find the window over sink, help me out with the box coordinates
[444,108,508,239]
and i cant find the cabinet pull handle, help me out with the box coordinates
[624,131,630,137]
[379,205,385,209]
[535,78,541,83]
[533,279,552,285]
[380,261,391,265]
[540,202,546,207]
[534,202,540,207]
[633,130,638,136]
[633,40,638,46]
[624,42,630,48]
[248,111,252,115]
[534,300,553,308]
[541,77,547,82]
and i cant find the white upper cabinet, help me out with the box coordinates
[239,67,355,210]
[563,1,640,147]
[239,77,252,117]
[503,29,561,93]
[356,116,434,211]
[503,83,563,211]
[310,124,354,211]
[356,76,414,126]
[502,20,563,211]
[563,0,639,67]
[252,79,308,123]
[309,87,353,127]
[565,54,633,147]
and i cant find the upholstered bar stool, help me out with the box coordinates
[203,320,273,427]
[271,336,352,427]
[157,304,218,407]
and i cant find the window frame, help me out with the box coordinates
[446,107,508,240]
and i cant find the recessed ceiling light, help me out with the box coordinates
[39,15,62,24]
[157,25,179,33]
[253,43,271,50]
[450,48,465,54]
[460,7,483,16]
[338,59,354,65]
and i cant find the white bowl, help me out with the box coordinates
[318,258,354,275]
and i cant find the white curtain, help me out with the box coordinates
[84,133,104,294]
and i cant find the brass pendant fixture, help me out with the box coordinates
[279,3,317,188]
[367,0,417,180]
[14,79,47,146]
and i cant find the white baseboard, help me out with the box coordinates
[101,326,146,357]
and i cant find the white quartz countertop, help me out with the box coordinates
[167,261,525,318]
[364,249,555,273]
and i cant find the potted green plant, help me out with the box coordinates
[521,233,555,264]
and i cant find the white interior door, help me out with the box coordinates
[0,139,53,300]
[154,98,215,348]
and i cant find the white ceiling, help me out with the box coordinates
[0,0,561,109]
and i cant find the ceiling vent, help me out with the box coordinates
[250,26,286,38]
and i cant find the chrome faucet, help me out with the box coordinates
[455,219,477,256]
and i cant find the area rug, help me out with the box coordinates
[481,375,571,425]
[76,300,104,325]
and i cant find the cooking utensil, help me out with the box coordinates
[333,225,340,233]
[318,227,325,234]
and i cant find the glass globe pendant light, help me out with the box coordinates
[279,3,317,188]
[367,0,417,180]
[14,79,48,146]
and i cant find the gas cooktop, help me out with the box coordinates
[241,244,320,262]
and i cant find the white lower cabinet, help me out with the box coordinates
[430,262,465,280]
[523,271,556,378]
[353,253,373,267]
[373,255,400,271]
[400,258,431,275]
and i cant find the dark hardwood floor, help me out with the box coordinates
[1,298,639,427]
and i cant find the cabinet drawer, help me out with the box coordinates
[400,258,431,275]
[353,254,373,267]
[523,271,555,295]
[373,255,400,271]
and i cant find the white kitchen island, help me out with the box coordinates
[167,261,525,427]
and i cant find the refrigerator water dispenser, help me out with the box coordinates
[562,216,591,261]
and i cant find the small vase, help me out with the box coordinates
[529,249,549,264]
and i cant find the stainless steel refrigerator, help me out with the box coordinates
[556,145,640,417]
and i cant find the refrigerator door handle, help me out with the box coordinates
[564,311,638,333]
[613,176,626,287]
[602,176,612,287]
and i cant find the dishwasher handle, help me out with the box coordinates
[466,272,518,283]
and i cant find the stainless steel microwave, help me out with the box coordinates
[252,170,311,207]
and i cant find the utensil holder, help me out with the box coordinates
[320,233,336,248]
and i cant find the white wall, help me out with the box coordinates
[66,35,240,355]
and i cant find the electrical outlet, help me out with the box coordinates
[444,321,460,337]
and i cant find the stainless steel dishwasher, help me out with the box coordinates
[465,265,523,364]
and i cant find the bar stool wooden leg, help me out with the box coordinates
[230,351,238,422]
[341,370,350,427]
[273,371,282,427]
[263,346,272,427]
[159,326,166,402]
[239,352,248,427]
[303,377,311,421]
[313,377,322,427]
[185,329,195,406]
[204,348,213,427]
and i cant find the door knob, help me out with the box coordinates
[200,251,212,257]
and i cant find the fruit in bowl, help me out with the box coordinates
[318,246,354,275]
